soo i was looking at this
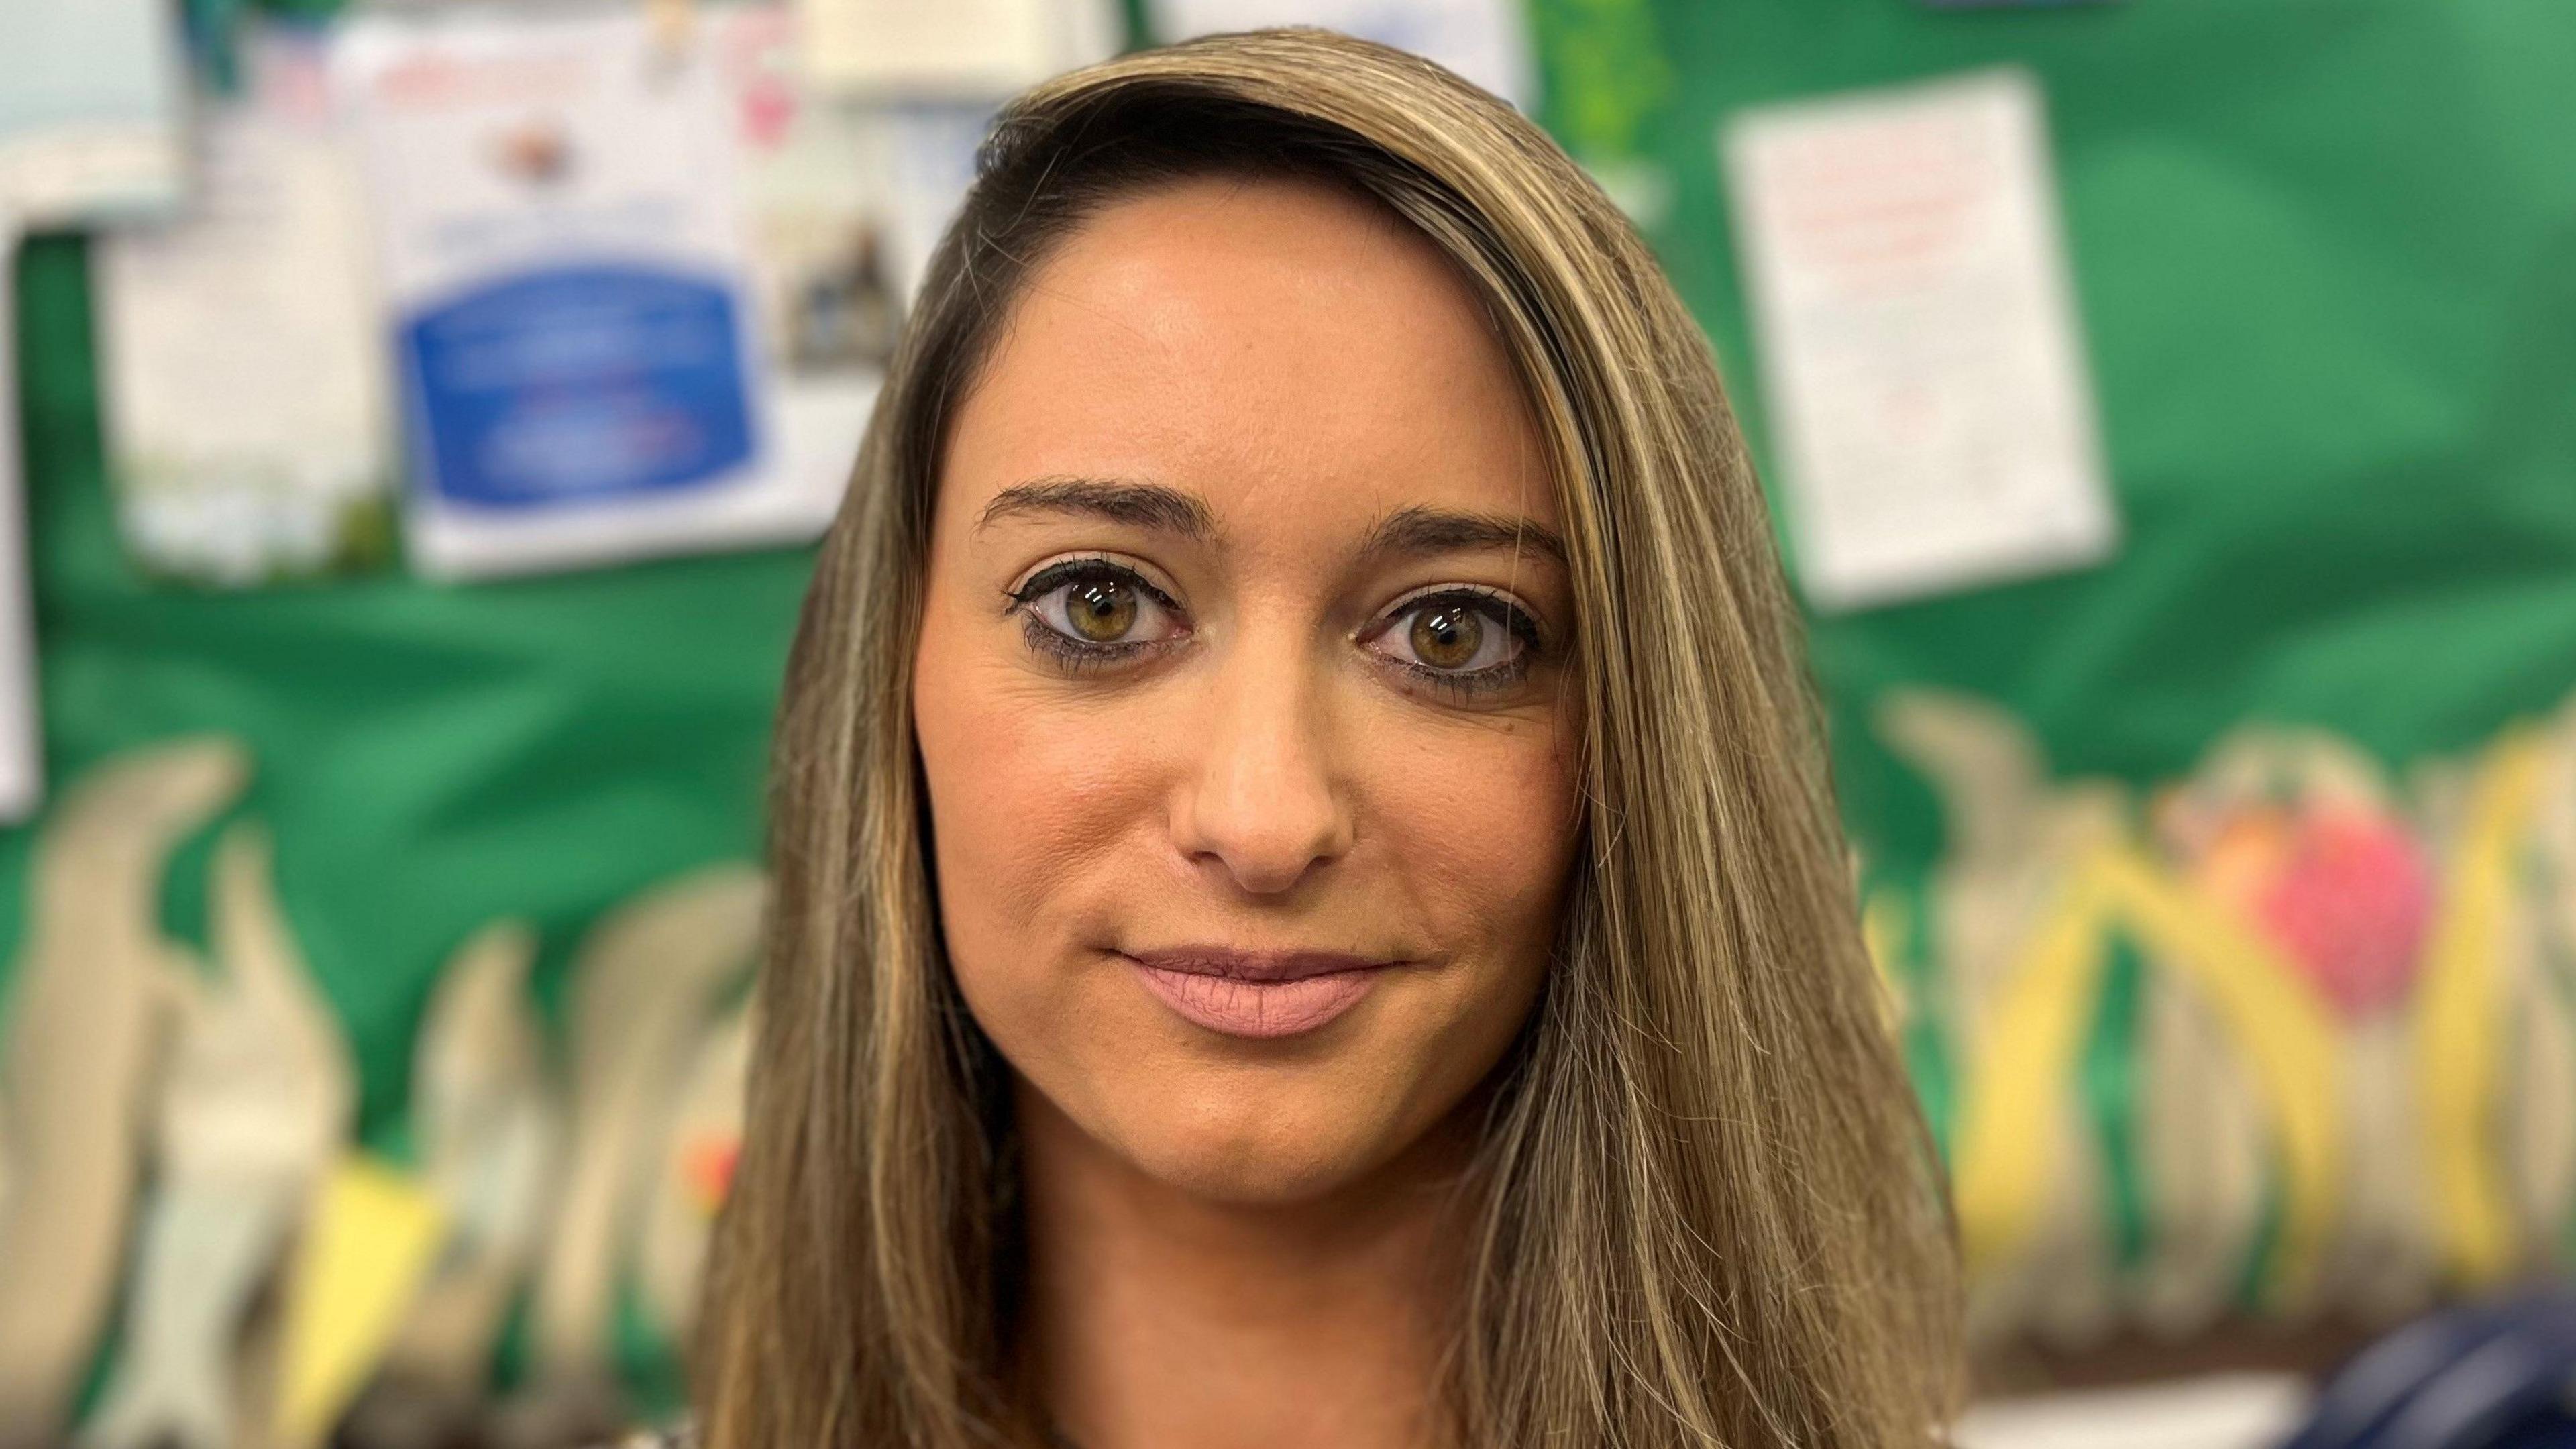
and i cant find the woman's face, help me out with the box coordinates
[912,174,1582,1205]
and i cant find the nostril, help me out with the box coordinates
[1169,771,1350,896]
[1165,656,1354,892]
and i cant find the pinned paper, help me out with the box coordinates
[339,9,819,579]
[385,922,558,1394]
[272,1158,450,1449]
[95,28,394,588]
[533,865,765,1375]
[87,821,358,1449]
[637,1005,753,1340]
[797,0,1121,98]
[0,740,250,1436]
[0,0,186,225]
[1721,70,2117,611]
[1148,0,1536,112]
[709,4,902,529]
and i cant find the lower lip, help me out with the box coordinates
[1126,959,1384,1039]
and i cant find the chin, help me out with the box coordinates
[1101,1086,1411,1207]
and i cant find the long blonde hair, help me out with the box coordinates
[698,26,1961,1449]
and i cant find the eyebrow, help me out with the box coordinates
[976,476,1216,537]
[1357,504,1566,568]
[973,477,1566,568]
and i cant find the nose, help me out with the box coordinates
[1167,638,1352,896]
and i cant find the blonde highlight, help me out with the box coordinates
[699,26,1962,1449]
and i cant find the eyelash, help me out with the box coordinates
[1367,586,1545,700]
[1002,561,1547,699]
[1004,557,1188,674]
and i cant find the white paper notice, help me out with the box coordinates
[0,0,187,226]
[95,30,394,587]
[1721,70,2116,612]
[798,0,1122,98]
[0,221,46,823]
[1149,0,1536,113]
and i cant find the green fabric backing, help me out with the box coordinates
[1530,0,2576,878]
[5,0,2575,1400]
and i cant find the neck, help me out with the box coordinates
[1013,1083,1479,1449]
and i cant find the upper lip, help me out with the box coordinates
[1120,947,1396,982]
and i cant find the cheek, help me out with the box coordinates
[910,610,1164,1018]
[1306,701,1580,1168]
[1364,708,1582,971]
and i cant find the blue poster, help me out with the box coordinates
[343,9,830,580]
[402,266,757,510]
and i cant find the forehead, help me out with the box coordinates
[939,173,1556,541]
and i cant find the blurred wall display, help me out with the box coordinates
[1953,1374,2310,1449]
[379,921,552,1403]
[708,3,900,528]
[783,0,1114,310]
[1721,68,2117,612]
[1863,690,2576,1348]
[0,740,249,1438]
[0,741,759,1449]
[93,28,395,589]
[795,0,1122,97]
[0,223,39,824]
[877,100,1004,303]
[85,818,356,1449]
[1542,0,2576,1358]
[339,7,820,580]
[1525,0,2576,1350]
[1148,0,1537,112]
[0,0,188,226]
[7,0,2576,1437]
[528,865,760,1381]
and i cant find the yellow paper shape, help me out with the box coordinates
[2415,726,2551,1287]
[274,1157,450,1449]
[1951,843,2345,1309]
[1951,851,2113,1271]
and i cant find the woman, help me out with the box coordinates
[694,24,1960,1449]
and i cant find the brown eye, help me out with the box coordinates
[1362,588,1535,689]
[1015,559,1187,659]
[1067,578,1138,642]
[1409,605,1483,670]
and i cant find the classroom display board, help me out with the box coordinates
[1532,0,2576,1344]
[4,0,2575,1432]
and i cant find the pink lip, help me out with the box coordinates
[1120,948,1394,1039]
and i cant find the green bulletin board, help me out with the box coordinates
[9,234,807,1144]
[1528,0,2576,1329]
[7,0,2576,1397]
[1531,0,2576,864]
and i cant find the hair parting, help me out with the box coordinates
[697,26,1960,1449]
